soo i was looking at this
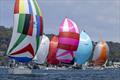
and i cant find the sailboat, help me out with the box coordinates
[33,35,50,65]
[74,31,93,69]
[56,18,79,64]
[7,0,43,74]
[47,35,59,65]
[92,41,109,68]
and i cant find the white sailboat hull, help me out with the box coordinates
[8,66,31,74]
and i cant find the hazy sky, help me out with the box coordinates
[0,0,120,42]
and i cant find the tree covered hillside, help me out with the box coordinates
[0,26,120,61]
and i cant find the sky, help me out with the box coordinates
[0,0,120,42]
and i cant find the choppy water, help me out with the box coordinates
[0,68,120,80]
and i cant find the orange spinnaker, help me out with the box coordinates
[47,35,59,65]
[95,42,107,66]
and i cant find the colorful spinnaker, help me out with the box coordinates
[75,31,93,64]
[33,35,50,64]
[56,18,79,63]
[47,35,59,65]
[92,41,109,66]
[7,0,43,62]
